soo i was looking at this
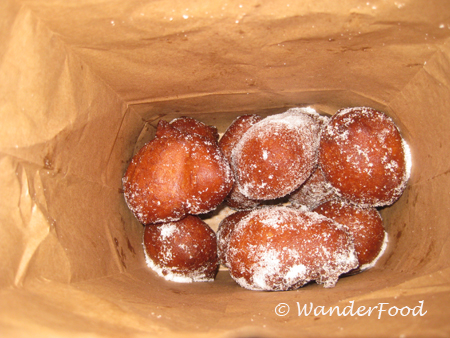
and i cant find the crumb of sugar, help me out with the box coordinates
[160,223,178,240]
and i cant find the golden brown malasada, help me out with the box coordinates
[143,215,219,282]
[123,118,233,224]
[319,107,411,207]
[227,206,358,291]
[231,108,323,201]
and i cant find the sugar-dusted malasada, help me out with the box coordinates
[231,108,324,201]
[226,206,358,291]
[319,107,411,207]
[313,199,388,272]
[123,117,233,224]
[143,215,219,283]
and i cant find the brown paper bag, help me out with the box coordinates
[1,0,450,337]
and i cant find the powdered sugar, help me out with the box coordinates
[250,247,283,290]
[284,264,308,284]
[159,223,178,240]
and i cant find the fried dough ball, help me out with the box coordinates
[123,119,233,224]
[289,165,337,210]
[231,108,323,201]
[319,107,411,207]
[216,210,252,268]
[219,114,264,210]
[313,199,387,271]
[227,206,358,291]
[143,215,219,282]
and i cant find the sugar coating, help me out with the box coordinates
[169,116,219,143]
[227,206,359,291]
[232,108,323,201]
[232,247,310,291]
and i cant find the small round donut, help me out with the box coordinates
[289,165,337,210]
[216,210,252,268]
[123,119,233,224]
[219,114,264,210]
[313,199,387,271]
[143,215,219,282]
[232,108,323,201]
[319,107,411,207]
[227,206,358,291]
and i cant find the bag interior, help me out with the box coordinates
[1,1,450,337]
